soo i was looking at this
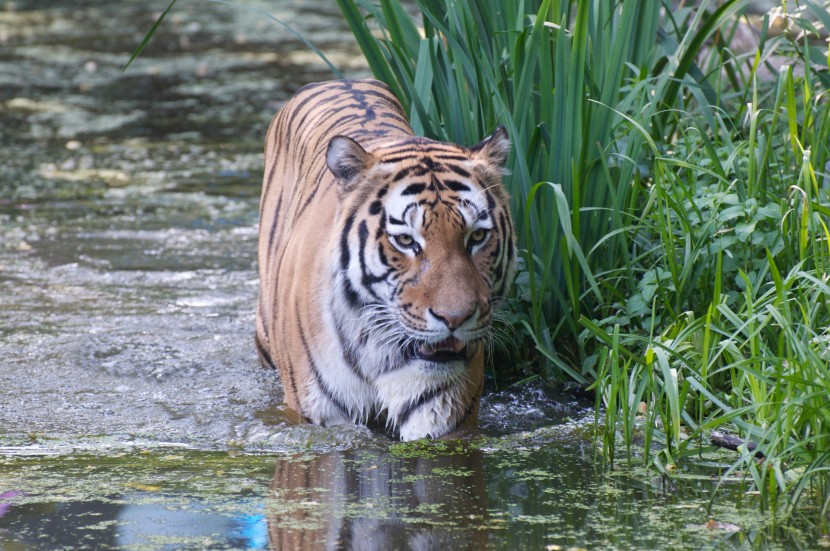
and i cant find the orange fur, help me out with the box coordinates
[256,79,515,440]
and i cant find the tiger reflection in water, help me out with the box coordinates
[266,447,487,550]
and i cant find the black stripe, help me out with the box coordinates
[377,238,389,268]
[375,120,412,134]
[340,210,356,269]
[328,111,364,129]
[261,119,283,202]
[447,164,471,178]
[293,80,335,95]
[401,183,426,195]
[495,211,515,296]
[397,382,451,429]
[267,193,283,254]
[358,220,387,293]
[296,163,328,220]
[421,157,443,172]
[484,188,496,210]
[489,229,502,261]
[432,154,470,162]
[375,212,390,267]
[392,167,412,181]
[352,86,400,103]
[332,311,371,384]
[297,301,352,420]
[401,203,418,225]
[283,354,304,418]
[503,234,516,295]
[377,111,410,127]
[445,180,471,192]
[286,85,338,138]
[498,211,509,255]
[258,298,269,341]
[292,86,353,126]
[265,207,299,336]
[380,155,418,164]
[255,335,276,370]
[493,211,509,288]
[342,277,362,309]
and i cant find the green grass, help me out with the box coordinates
[337,0,830,522]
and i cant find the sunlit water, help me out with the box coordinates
[0,1,818,549]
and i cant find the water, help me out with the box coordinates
[0,0,351,451]
[0,1,820,549]
[2,433,787,550]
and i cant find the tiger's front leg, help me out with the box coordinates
[374,354,484,441]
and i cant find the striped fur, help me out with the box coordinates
[256,79,515,441]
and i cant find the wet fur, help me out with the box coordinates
[256,79,515,440]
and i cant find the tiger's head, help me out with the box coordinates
[326,128,515,372]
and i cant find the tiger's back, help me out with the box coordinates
[257,79,515,440]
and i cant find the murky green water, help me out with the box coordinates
[0,1,823,549]
[3,432,802,550]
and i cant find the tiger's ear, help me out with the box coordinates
[327,136,374,190]
[470,126,510,168]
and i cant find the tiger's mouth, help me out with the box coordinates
[406,336,468,363]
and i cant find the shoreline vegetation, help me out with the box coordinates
[338,0,830,524]
[134,0,830,529]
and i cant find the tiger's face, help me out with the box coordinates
[327,129,515,372]
[382,178,497,364]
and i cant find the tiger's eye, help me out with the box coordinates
[469,229,488,245]
[393,234,414,248]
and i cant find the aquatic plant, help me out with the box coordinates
[337,0,830,520]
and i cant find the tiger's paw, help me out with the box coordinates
[397,405,462,441]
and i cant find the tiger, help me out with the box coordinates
[255,78,515,441]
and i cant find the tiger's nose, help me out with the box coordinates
[428,306,477,331]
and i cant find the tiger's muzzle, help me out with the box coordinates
[406,336,469,363]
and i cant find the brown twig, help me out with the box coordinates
[710,430,765,459]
